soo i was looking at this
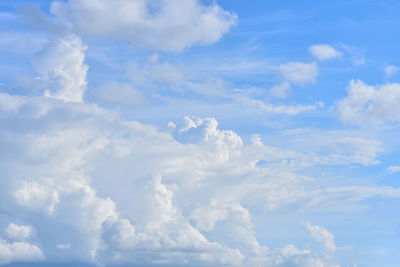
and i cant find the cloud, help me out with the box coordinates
[387,166,400,173]
[0,238,44,264]
[336,79,400,124]
[236,94,323,115]
[279,62,318,86]
[384,65,399,79]
[270,81,291,98]
[50,0,237,52]
[306,222,336,254]
[309,44,343,61]
[5,223,32,241]
[12,181,59,215]
[0,92,398,266]
[89,81,146,108]
[32,34,88,102]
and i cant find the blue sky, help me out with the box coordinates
[1,0,400,266]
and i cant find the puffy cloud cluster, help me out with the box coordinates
[1,91,398,265]
[51,0,237,51]
[336,79,400,124]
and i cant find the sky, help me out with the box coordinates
[0,0,400,266]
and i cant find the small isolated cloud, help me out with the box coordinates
[56,243,71,249]
[51,0,237,52]
[279,62,318,86]
[384,65,399,79]
[336,79,400,124]
[387,166,400,173]
[5,223,32,241]
[270,81,291,98]
[309,44,343,61]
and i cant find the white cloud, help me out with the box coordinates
[13,181,59,215]
[32,34,88,102]
[270,81,291,98]
[0,238,44,264]
[170,116,243,163]
[384,65,399,79]
[5,223,32,241]
[51,0,237,52]
[279,62,318,86]
[336,79,400,124]
[306,222,336,254]
[0,92,398,266]
[387,166,400,173]
[309,44,343,61]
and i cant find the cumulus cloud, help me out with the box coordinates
[336,79,400,124]
[279,62,318,86]
[12,181,59,215]
[0,238,44,264]
[50,0,237,52]
[5,223,32,241]
[32,34,88,102]
[309,44,343,61]
[0,92,399,266]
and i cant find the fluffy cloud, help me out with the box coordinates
[0,238,44,264]
[5,223,32,241]
[309,44,343,61]
[336,79,400,124]
[13,181,59,215]
[1,92,399,266]
[32,34,88,102]
[279,62,318,86]
[50,0,237,51]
